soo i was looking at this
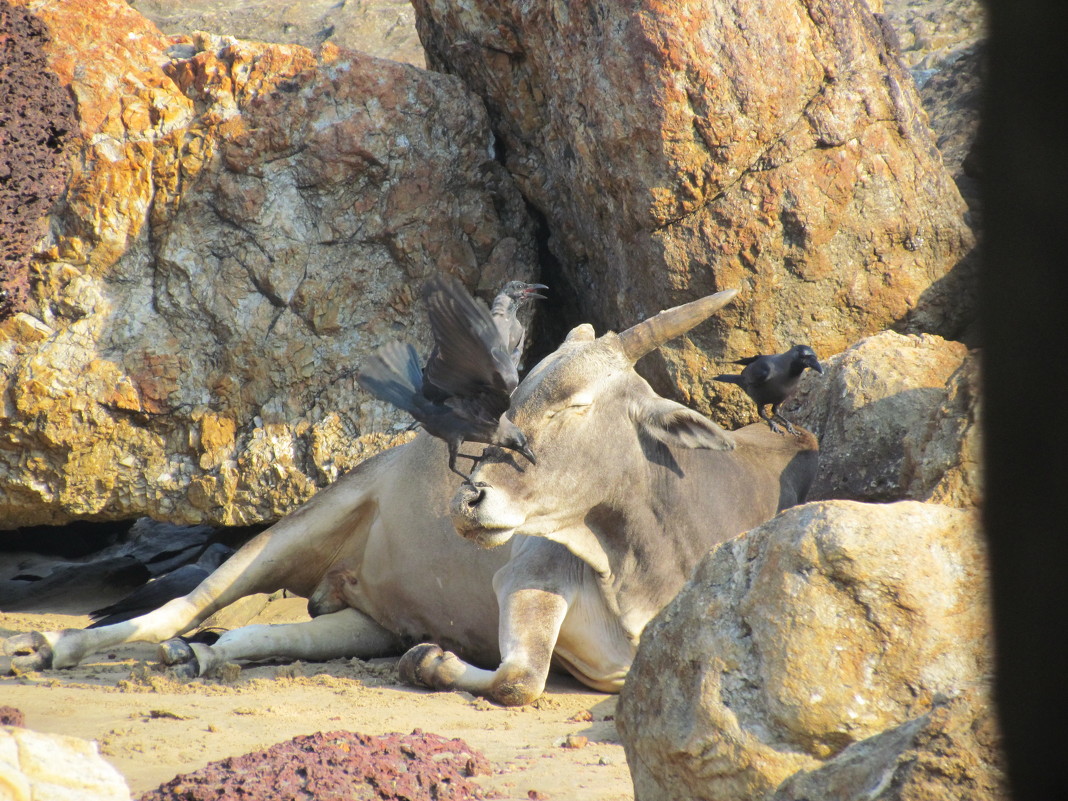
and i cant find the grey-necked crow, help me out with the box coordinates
[357,274,536,481]
[714,344,823,435]
[491,281,548,368]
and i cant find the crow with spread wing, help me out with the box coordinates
[357,275,536,481]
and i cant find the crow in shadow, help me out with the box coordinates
[491,280,547,368]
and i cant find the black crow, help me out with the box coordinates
[491,281,548,368]
[357,274,536,481]
[714,344,823,435]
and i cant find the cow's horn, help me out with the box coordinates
[618,288,739,363]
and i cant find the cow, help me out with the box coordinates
[1,289,818,706]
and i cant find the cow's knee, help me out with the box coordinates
[488,663,544,707]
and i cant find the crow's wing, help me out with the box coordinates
[423,275,518,400]
[741,357,774,385]
[356,341,428,418]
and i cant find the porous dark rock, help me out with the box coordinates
[139,729,491,801]
[0,0,77,319]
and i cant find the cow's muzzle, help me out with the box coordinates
[449,481,523,548]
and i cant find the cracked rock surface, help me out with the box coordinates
[618,500,996,801]
[412,0,977,425]
[0,0,537,527]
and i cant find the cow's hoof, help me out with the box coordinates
[1,632,54,673]
[166,660,200,681]
[158,638,196,667]
[398,643,445,688]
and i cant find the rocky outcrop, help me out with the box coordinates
[779,331,980,506]
[770,691,1008,801]
[918,42,984,220]
[617,500,993,801]
[0,0,78,319]
[882,0,986,82]
[0,0,538,528]
[131,0,425,67]
[411,0,976,423]
[1,724,132,801]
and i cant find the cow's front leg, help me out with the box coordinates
[399,584,570,707]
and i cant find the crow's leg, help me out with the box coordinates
[759,405,784,434]
[771,404,799,435]
[446,443,476,483]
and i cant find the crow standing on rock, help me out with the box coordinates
[357,274,536,482]
[714,345,823,435]
[491,280,548,368]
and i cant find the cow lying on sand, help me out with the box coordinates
[1,290,818,705]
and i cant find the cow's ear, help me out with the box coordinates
[564,323,596,343]
[637,397,735,451]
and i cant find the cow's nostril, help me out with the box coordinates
[464,483,487,507]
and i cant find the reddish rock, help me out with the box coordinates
[1,0,537,528]
[0,705,25,726]
[140,729,491,801]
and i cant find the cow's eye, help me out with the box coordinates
[545,398,591,420]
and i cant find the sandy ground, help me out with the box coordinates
[1,608,634,801]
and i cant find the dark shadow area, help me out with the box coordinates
[517,199,588,373]
[0,519,262,614]
[1,519,136,559]
[980,1,1068,798]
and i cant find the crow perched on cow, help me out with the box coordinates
[357,274,537,482]
[491,281,548,368]
[714,345,823,435]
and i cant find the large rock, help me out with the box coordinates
[411,0,976,422]
[882,0,986,82]
[617,500,993,801]
[779,331,979,506]
[770,691,1008,801]
[918,42,984,222]
[1,725,132,801]
[130,0,425,67]
[0,0,538,528]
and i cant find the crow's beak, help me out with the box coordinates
[523,284,549,300]
[518,444,537,465]
[810,358,824,374]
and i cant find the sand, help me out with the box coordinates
[1,609,634,800]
